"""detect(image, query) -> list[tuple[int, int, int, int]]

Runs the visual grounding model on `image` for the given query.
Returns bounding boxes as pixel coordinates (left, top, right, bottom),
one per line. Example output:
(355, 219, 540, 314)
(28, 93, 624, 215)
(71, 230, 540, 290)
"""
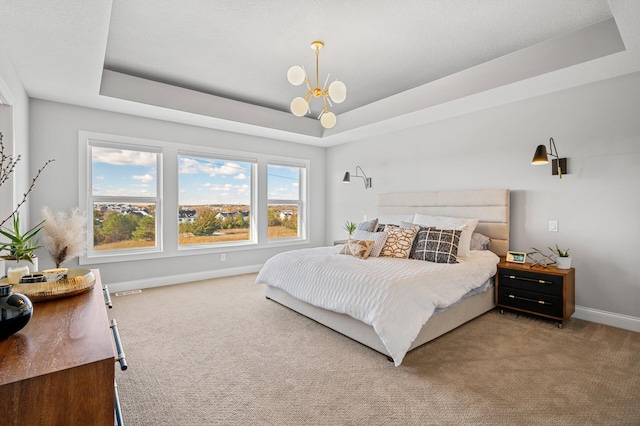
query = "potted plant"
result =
(0, 213, 44, 272)
(343, 221, 357, 239)
(549, 244, 571, 269)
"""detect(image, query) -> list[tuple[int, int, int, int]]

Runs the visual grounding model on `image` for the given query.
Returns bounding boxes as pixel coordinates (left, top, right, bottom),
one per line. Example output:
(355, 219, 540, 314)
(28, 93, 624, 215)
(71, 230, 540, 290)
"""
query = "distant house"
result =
(178, 209, 197, 223)
(279, 210, 293, 221)
(216, 210, 250, 222)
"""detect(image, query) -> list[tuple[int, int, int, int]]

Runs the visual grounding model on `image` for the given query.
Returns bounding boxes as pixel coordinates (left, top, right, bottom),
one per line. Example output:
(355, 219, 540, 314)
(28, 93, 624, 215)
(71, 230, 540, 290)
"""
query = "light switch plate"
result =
(549, 220, 558, 232)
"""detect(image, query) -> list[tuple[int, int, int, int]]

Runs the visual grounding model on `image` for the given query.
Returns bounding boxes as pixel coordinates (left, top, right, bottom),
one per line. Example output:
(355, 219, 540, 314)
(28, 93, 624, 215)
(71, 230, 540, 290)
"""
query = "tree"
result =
(191, 210, 221, 236)
(132, 216, 155, 241)
(101, 212, 139, 243)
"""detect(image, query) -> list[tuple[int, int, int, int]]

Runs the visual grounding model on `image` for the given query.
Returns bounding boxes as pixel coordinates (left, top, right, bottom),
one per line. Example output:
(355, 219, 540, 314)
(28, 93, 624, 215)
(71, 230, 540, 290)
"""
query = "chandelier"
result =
(287, 41, 347, 129)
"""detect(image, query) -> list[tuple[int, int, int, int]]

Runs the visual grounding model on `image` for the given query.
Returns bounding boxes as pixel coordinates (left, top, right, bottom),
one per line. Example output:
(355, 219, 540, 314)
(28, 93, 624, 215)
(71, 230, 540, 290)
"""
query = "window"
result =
(80, 131, 308, 264)
(267, 163, 305, 240)
(178, 154, 255, 246)
(89, 143, 161, 255)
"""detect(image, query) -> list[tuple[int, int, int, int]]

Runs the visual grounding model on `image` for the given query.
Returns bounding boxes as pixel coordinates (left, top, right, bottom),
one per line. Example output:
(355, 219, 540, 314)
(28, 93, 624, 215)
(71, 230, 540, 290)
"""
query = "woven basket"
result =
(4, 269, 96, 303)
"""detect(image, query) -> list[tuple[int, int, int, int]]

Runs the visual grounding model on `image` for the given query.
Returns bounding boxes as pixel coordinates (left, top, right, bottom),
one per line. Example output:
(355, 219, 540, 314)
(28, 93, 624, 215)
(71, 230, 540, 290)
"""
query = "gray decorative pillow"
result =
(356, 218, 378, 232)
(352, 229, 388, 257)
(413, 228, 461, 264)
(470, 232, 491, 250)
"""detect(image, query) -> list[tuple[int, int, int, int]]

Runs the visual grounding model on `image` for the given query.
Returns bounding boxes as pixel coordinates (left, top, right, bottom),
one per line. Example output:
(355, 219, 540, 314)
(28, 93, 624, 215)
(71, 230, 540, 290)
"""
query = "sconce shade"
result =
(532, 144, 549, 164)
(342, 172, 351, 183)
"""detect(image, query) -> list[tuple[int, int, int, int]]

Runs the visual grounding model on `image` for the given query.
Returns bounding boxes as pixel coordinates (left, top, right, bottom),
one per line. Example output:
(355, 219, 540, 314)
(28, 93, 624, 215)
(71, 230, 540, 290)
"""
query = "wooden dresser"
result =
(496, 259, 575, 328)
(0, 270, 115, 425)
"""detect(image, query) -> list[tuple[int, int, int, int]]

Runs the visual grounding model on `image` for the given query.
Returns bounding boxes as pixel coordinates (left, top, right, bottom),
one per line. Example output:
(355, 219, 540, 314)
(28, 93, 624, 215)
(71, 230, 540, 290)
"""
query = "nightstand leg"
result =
(558, 322, 563, 329)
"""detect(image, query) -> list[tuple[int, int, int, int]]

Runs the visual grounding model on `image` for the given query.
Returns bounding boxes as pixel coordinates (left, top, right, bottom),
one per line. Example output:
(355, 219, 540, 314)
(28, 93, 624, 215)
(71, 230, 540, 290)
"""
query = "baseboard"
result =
(574, 305, 640, 333)
(106, 264, 264, 294)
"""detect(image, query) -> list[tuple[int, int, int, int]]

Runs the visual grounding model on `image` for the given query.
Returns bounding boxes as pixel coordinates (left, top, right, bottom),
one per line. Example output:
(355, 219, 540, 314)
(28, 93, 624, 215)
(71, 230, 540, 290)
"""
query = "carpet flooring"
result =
(109, 273, 640, 425)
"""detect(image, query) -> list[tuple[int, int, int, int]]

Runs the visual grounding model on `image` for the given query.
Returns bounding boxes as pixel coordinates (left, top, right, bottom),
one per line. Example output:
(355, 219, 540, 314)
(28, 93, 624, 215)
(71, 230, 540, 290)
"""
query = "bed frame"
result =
(265, 189, 510, 361)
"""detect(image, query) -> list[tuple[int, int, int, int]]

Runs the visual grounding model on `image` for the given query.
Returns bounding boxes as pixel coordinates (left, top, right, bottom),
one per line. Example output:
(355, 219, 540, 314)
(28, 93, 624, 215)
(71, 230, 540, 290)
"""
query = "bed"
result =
(257, 189, 510, 365)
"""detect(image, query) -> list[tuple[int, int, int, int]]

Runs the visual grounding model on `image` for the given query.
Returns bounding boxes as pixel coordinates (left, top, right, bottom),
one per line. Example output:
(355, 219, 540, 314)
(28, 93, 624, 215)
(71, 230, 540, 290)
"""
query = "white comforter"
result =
(256, 246, 499, 366)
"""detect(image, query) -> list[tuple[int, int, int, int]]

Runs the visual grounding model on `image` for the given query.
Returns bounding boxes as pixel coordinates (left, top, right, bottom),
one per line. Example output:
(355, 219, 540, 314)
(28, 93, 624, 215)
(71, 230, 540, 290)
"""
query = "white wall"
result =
(28, 100, 326, 289)
(327, 71, 640, 327)
(0, 39, 31, 227)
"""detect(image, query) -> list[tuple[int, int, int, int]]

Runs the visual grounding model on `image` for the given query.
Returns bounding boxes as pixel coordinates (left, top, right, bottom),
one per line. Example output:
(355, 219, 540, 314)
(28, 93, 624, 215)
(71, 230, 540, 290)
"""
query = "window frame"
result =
(78, 131, 309, 265)
(177, 150, 258, 250)
(267, 161, 307, 242)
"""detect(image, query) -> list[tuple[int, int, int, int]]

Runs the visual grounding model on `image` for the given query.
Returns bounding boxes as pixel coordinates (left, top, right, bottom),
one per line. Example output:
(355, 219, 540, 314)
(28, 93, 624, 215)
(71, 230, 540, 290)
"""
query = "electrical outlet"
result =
(549, 220, 558, 232)
(363, 214, 368, 221)
(221, 253, 226, 261)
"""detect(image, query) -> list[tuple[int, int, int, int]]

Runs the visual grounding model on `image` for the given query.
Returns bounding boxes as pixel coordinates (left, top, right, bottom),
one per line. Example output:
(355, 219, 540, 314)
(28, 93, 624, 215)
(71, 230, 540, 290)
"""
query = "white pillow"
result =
(376, 214, 415, 227)
(352, 229, 389, 257)
(412, 213, 479, 258)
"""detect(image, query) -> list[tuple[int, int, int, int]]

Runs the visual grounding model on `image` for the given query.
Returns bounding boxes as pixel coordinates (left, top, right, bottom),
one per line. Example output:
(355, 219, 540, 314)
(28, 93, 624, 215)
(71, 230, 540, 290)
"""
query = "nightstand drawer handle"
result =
(506, 274, 552, 285)
(508, 294, 550, 305)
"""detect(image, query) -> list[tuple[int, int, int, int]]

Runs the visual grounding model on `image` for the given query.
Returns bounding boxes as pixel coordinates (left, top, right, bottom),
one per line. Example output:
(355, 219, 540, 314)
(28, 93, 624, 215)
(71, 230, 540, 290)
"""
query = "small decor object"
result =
(3, 269, 96, 303)
(343, 221, 357, 238)
(549, 244, 572, 269)
(6, 265, 30, 284)
(527, 247, 555, 268)
(0, 284, 33, 340)
(19, 274, 46, 284)
(41, 268, 69, 282)
(506, 251, 527, 264)
(41, 207, 87, 268)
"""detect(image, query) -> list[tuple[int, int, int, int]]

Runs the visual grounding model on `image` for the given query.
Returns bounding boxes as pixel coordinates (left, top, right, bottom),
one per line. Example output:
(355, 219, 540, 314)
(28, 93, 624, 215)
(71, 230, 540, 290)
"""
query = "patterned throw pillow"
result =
(413, 228, 461, 264)
(340, 239, 375, 259)
(352, 230, 388, 257)
(380, 226, 418, 259)
(356, 218, 378, 232)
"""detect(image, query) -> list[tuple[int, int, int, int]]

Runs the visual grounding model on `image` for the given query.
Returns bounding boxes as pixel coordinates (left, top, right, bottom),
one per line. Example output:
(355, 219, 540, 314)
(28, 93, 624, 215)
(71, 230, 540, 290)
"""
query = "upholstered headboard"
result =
(377, 189, 510, 257)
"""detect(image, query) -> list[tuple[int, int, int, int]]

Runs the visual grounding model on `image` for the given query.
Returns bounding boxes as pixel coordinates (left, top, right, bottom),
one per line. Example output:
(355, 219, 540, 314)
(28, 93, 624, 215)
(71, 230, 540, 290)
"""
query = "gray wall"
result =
(327, 71, 640, 325)
(28, 100, 326, 288)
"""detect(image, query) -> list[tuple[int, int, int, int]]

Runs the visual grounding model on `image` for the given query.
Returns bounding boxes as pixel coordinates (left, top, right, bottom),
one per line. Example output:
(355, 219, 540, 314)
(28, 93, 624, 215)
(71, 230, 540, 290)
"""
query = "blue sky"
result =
(92, 147, 299, 205)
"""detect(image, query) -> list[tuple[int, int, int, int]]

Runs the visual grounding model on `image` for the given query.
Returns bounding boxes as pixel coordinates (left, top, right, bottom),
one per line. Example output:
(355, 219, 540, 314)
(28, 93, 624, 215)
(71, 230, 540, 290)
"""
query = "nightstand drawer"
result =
(497, 269, 563, 297)
(497, 287, 564, 318)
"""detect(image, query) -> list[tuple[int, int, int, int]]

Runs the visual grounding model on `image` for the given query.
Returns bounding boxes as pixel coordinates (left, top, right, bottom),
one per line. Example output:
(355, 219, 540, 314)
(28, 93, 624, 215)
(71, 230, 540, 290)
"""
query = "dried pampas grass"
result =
(42, 207, 87, 268)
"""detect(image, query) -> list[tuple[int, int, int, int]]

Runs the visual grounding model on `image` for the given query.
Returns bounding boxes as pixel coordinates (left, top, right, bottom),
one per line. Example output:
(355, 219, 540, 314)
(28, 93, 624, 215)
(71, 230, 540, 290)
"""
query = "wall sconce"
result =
(342, 166, 372, 189)
(531, 137, 568, 179)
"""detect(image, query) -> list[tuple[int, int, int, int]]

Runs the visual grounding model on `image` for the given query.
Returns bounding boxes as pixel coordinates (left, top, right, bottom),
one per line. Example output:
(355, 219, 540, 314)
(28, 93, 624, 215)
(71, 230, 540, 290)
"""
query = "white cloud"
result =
(133, 174, 154, 183)
(93, 147, 156, 167)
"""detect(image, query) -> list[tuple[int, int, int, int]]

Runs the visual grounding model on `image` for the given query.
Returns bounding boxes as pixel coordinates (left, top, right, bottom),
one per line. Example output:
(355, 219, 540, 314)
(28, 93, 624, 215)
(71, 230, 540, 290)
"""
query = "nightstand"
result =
(333, 239, 348, 245)
(495, 259, 575, 328)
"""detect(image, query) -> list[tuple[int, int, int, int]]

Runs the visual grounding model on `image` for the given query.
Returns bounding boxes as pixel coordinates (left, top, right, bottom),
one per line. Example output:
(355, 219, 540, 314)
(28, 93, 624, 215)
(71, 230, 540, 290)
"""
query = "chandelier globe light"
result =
(287, 41, 347, 129)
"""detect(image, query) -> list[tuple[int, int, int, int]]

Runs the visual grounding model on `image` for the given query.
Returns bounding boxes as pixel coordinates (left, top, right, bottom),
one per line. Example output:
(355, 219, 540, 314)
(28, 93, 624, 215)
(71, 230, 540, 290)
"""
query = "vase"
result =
(0, 284, 33, 339)
(556, 257, 572, 269)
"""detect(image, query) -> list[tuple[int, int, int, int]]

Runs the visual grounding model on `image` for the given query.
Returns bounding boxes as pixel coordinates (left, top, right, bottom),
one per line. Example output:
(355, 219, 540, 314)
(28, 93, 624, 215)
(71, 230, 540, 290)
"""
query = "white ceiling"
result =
(0, 1, 639, 146)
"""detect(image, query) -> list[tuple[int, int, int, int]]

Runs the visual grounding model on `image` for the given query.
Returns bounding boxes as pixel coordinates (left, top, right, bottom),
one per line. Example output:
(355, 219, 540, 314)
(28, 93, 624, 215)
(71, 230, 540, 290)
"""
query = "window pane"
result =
(267, 203, 298, 239)
(93, 203, 156, 251)
(92, 147, 157, 197)
(267, 164, 300, 200)
(178, 155, 252, 245)
(268, 164, 301, 239)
